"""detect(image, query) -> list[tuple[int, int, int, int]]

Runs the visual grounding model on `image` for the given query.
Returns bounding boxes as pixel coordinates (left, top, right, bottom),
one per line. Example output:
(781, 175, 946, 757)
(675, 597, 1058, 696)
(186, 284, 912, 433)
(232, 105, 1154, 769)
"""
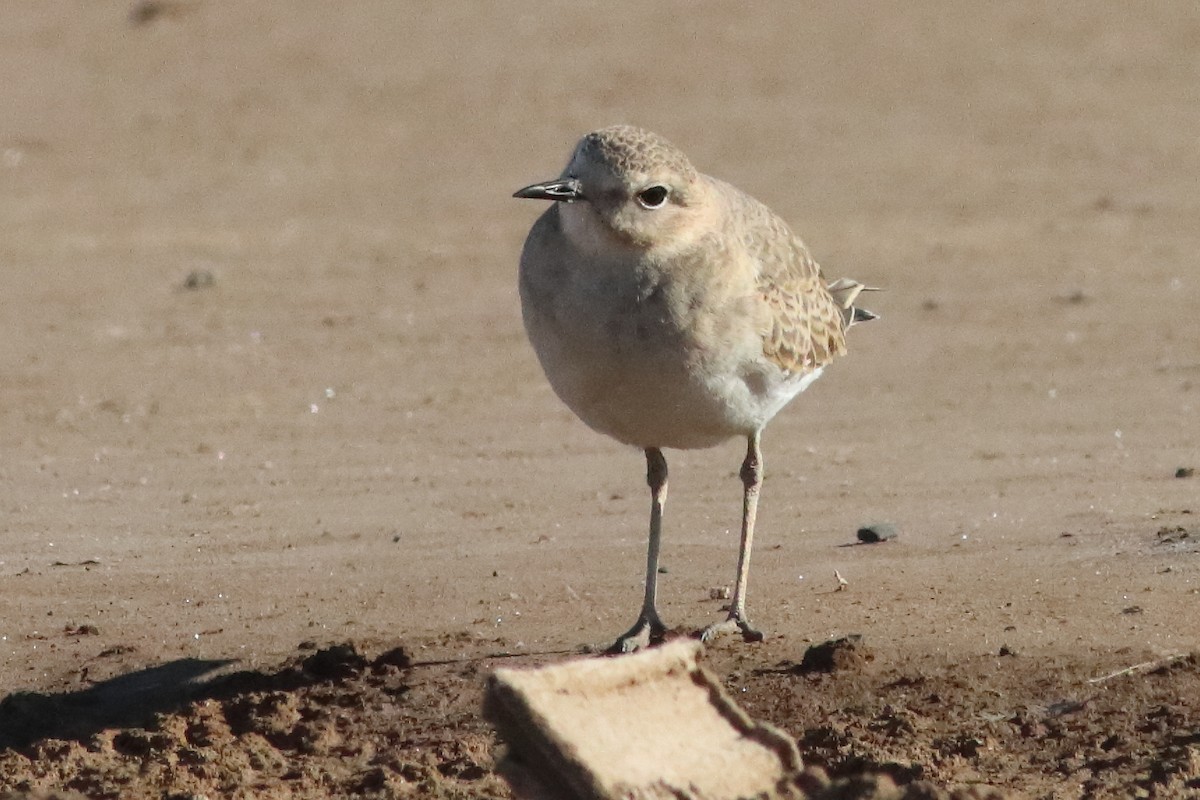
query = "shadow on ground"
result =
(0, 643, 407, 750)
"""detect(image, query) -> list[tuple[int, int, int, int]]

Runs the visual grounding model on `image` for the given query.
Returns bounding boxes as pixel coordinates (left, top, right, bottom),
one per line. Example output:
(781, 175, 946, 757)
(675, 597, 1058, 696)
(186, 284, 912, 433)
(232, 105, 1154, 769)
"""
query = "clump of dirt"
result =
(1156, 525, 1199, 553)
(791, 767, 1010, 799)
(793, 636, 874, 675)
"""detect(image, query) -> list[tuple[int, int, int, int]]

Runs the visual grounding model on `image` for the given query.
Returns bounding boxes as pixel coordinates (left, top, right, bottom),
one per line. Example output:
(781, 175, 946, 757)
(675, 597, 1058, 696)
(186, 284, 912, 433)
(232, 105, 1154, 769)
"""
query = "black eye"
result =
(636, 185, 670, 209)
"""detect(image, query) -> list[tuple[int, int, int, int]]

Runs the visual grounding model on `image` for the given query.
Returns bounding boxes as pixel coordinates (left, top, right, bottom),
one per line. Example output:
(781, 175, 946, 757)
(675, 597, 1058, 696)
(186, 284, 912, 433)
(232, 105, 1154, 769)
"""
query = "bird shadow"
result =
(0, 642, 411, 751)
(0, 657, 236, 750)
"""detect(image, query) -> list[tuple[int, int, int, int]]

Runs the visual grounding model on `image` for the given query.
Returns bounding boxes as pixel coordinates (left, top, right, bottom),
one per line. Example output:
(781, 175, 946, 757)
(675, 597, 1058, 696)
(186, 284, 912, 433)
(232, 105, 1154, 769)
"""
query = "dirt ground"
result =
(1, 2, 1198, 798)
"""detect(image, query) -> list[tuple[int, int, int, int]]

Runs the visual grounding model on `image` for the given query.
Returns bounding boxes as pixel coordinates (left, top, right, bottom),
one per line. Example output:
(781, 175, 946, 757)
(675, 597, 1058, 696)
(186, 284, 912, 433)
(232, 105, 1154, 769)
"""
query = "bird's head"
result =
(515, 125, 713, 253)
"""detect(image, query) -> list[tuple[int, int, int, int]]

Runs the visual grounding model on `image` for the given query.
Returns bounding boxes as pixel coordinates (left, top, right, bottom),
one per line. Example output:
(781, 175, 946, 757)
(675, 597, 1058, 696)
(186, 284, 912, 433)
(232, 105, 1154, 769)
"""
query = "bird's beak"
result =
(513, 178, 583, 202)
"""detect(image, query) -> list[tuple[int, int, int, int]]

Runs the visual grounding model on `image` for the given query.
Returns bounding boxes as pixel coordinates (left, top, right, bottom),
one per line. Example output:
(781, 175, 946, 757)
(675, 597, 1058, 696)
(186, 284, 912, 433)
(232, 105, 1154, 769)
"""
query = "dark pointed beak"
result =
(513, 178, 583, 202)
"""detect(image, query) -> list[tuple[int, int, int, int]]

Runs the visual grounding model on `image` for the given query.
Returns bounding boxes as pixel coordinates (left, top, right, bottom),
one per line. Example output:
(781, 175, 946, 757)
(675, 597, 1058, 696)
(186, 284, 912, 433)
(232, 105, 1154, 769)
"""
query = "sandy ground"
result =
(1, 2, 1198, 797)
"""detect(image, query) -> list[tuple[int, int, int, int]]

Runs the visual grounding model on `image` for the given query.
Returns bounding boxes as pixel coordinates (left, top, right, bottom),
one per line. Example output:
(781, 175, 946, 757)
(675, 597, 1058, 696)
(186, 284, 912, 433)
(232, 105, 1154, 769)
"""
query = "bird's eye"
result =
(636, 185, 670, 209)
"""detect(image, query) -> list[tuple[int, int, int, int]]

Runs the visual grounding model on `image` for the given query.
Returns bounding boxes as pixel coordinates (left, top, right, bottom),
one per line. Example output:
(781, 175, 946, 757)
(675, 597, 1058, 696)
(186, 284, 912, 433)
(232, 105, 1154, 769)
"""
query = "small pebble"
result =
(182, 270, 216, 290)
(857, 523, 897, 544)
(129, 1, 168, 25)
(708, 586, 731, 601)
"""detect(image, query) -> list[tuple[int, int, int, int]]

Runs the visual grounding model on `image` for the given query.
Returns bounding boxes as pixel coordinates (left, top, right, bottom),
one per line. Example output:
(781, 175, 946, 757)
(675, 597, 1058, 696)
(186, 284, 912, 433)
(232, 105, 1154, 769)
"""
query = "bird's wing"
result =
(756, 235, 850, 374)
(710, 179, 877, 375)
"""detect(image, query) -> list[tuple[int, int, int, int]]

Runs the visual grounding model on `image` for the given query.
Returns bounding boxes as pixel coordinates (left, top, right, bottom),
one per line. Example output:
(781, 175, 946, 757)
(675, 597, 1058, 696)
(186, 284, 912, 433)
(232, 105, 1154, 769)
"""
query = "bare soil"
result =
(1, 3, 1198, 798)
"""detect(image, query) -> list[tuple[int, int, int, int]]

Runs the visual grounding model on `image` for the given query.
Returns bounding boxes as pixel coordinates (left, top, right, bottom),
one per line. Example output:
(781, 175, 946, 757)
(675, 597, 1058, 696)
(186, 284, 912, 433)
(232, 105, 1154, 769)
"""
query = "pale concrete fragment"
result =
(483, 641, 802, 800)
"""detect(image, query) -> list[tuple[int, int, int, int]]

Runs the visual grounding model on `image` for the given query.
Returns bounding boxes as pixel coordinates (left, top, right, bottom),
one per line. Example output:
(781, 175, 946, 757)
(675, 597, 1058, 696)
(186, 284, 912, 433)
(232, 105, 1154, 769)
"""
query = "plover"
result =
(515, 125, 877, 652)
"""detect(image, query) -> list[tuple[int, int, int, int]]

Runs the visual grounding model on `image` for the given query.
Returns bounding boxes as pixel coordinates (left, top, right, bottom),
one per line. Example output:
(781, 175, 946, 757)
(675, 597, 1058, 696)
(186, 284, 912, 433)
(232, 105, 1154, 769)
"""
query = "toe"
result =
(740, 623, 765, 643)
(699, 619, 734, 643)
(608, 616, 665, 654)
(700, 615, 765, 645)
(615, 632, 648, 653)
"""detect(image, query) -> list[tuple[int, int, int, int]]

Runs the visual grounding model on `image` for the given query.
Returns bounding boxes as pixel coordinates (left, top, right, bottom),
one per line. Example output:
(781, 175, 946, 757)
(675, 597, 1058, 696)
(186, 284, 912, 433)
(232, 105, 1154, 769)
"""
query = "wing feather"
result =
(758, 240, 849, 374)
(707, 177, 878, 377)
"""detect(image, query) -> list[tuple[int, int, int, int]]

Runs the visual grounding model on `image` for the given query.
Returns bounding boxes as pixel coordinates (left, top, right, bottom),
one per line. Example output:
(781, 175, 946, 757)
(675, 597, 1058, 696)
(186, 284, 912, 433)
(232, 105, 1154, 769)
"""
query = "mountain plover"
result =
(515, 125, 877, 652)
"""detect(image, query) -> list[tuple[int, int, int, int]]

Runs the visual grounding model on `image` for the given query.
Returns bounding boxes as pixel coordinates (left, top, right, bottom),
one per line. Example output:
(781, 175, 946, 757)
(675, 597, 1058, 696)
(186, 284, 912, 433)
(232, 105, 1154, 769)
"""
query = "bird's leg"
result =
(610, 447, 670, 653)
(701, 432, 766, 643)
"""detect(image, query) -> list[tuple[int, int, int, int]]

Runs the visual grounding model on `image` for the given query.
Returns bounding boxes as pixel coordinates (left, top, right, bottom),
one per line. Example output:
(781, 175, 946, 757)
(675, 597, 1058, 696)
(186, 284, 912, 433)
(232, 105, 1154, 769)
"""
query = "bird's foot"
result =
(699, 613, 765, 644)
(607, 613, 668, 654)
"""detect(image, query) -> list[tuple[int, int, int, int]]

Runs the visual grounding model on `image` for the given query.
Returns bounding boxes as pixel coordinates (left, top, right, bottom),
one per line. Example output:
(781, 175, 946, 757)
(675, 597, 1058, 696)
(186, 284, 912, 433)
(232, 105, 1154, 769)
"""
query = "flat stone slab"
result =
(483, 640, 802, 800)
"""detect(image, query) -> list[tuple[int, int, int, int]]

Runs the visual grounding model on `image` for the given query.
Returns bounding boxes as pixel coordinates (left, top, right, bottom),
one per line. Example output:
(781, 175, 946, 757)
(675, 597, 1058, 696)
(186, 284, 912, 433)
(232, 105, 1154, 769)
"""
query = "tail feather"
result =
(827, 278, 881, 328)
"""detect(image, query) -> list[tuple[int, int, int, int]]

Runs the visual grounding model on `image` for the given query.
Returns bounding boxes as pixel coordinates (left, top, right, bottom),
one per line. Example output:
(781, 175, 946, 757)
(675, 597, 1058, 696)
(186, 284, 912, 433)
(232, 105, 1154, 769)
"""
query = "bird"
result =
(514, 125, 877, 653)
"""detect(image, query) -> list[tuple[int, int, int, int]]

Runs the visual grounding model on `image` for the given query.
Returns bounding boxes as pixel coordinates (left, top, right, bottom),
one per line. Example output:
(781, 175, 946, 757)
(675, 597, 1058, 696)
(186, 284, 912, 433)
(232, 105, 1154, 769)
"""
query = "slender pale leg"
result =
(701, 432, 766, 643)
(610, 447, 670, 653)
